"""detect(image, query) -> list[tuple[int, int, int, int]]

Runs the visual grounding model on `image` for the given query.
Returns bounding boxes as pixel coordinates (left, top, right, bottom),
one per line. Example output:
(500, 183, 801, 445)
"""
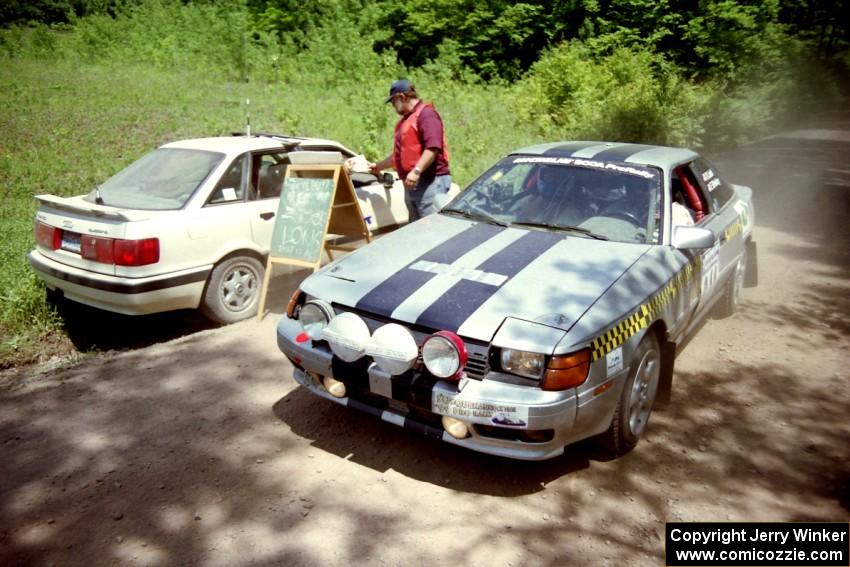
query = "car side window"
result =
(207, 154, 248, 205)
(250, 153, 290, 200)
(671, 164, 709, 223)
(687, 158, 735, 211)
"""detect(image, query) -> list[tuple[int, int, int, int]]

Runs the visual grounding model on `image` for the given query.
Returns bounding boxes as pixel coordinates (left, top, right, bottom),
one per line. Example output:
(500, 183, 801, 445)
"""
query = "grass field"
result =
(0, 57, 540, 368)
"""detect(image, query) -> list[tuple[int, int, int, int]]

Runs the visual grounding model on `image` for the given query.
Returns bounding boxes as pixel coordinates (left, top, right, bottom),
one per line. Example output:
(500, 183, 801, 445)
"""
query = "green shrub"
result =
(510, 42, 713, 147)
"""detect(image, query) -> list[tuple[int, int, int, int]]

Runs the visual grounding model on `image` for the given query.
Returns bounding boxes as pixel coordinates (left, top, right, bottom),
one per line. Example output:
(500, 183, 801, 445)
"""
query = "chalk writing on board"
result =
(269, 177, 335, 262)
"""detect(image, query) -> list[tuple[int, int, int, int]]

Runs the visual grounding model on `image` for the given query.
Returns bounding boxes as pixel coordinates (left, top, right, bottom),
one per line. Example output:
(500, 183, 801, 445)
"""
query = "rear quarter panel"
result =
(115, 205, 263, 278)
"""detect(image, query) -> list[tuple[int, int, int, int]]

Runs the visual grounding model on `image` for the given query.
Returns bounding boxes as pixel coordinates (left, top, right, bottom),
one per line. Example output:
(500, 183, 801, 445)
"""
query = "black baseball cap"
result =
(385, 79, 413, 103)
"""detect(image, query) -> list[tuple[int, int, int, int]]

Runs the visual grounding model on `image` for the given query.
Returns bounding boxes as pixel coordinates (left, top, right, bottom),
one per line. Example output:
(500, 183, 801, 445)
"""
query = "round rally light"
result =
(422, 331, 467, 379)
(371, 323, 418, 375)
(322, 312, 370, 362)
(299, 300, 334, 340)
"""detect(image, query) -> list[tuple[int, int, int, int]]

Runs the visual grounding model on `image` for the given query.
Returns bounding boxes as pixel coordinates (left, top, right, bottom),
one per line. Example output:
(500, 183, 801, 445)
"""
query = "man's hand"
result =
(404, 169, 420, 189)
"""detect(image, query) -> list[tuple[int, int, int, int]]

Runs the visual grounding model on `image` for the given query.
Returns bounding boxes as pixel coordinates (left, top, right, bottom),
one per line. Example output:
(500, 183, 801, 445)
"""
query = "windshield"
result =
(86, 148, 224, 210)
(444, 156, 662, 244)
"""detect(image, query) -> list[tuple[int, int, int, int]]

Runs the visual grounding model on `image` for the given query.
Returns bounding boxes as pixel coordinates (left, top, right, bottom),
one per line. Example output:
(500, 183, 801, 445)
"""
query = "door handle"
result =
(260, 212, 275, 220)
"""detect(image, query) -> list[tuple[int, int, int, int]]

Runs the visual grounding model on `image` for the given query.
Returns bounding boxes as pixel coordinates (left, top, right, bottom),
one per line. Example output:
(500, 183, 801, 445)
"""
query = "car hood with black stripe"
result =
(303, 214, 651, 344)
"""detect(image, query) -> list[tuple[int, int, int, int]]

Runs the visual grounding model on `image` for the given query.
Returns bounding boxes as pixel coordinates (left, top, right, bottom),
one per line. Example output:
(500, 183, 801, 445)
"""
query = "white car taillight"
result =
(112, 237, 159, 266)
(81, 235, 159, 266)
(35, 220, 159, 266)
(422, 331, 467, 379)
(34, 220, 60, 250)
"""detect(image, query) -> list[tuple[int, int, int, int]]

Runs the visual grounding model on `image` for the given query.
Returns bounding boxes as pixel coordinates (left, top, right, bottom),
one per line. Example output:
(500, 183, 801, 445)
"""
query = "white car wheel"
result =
(201, 256, 264, 324)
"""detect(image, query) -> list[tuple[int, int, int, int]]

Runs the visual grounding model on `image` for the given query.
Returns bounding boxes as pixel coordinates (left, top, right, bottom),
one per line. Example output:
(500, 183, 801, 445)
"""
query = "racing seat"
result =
(258, 163, 287, 198)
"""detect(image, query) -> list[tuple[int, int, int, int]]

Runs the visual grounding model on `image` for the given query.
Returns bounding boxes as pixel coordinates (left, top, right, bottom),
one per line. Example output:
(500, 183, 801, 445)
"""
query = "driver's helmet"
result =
(607, 177, 649, 220)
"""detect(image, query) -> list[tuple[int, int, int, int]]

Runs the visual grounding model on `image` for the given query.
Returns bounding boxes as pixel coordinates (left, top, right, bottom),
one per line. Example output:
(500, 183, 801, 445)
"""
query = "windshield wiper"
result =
(510, 221, 609, 240)
(441, 207, 508, 227)
(94, 186, 104, 205)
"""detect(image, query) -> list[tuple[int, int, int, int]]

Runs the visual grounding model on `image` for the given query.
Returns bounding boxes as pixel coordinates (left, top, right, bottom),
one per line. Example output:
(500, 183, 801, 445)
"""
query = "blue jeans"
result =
(405, 174, 452, 222)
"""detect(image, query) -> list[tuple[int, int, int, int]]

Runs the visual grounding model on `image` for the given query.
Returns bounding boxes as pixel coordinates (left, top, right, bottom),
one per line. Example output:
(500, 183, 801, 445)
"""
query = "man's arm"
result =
(369, 155, 393, 174)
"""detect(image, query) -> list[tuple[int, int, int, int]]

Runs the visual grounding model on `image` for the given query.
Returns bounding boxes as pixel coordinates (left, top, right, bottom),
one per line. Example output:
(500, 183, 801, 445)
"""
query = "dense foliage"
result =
(0, 0, 847, 366)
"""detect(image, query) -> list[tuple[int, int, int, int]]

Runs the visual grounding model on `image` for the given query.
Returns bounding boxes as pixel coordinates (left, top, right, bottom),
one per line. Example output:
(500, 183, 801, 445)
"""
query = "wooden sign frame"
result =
(257, 164, 371, 320)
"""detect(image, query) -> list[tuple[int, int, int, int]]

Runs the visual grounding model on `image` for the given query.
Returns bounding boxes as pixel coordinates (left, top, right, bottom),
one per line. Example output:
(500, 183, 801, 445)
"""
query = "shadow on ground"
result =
(48, 266, 314, 353)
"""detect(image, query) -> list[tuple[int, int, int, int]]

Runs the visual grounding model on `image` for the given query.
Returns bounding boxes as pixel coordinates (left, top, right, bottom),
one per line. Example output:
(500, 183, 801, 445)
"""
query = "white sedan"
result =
(28, 134, 413, 323)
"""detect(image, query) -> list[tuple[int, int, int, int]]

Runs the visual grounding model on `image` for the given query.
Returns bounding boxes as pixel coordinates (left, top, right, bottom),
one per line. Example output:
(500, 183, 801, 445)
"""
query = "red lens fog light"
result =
(422, 331, 467, 379)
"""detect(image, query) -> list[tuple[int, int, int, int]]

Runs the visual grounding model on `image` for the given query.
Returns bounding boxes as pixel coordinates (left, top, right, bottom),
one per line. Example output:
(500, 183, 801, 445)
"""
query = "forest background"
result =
(1, 0, 847, 368)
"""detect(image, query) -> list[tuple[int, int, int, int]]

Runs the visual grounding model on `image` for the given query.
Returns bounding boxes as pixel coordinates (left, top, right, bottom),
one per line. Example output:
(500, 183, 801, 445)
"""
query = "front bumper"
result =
(28, 249, 210, 316)
(277, 314, 596, 460)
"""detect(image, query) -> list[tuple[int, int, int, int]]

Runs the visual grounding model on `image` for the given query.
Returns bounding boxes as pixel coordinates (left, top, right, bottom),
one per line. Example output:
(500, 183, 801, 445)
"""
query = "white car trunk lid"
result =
(34, 195, 152, 276)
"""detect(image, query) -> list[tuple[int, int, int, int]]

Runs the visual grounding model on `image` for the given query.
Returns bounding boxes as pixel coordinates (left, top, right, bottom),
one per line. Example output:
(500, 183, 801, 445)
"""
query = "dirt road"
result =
(2, 123, 849, 566)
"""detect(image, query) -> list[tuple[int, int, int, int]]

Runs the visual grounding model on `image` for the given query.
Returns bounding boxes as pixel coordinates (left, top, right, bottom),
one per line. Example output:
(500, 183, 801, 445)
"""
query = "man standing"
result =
(369, 80, 452, 222)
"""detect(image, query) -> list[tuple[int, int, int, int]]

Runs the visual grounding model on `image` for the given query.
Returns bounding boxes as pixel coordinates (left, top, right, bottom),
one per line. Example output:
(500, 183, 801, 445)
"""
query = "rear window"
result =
(86, 148, 224, 210)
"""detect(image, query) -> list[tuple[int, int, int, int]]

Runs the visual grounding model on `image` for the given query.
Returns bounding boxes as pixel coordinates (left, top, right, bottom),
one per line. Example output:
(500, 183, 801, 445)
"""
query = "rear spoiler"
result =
(34, 194, 146, 222)
(230, 132, 307, 148)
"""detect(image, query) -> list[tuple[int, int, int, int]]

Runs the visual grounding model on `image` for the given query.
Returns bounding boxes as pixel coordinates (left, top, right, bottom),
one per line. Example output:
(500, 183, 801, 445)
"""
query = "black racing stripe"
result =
(588, 144, 652, 161)
(415, 230, 562, 332)
(541, 142, 600, 157)
(28, 252, 209, 294)
(355, 222, 503, 317)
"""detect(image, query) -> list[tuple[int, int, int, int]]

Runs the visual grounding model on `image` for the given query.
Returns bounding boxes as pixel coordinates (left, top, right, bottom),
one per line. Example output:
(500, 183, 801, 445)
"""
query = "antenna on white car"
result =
(245, 98, 251, 136)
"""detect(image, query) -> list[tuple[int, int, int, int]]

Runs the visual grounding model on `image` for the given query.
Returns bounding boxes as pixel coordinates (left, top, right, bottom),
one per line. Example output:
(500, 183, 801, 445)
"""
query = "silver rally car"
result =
(276, 141, 757, 460)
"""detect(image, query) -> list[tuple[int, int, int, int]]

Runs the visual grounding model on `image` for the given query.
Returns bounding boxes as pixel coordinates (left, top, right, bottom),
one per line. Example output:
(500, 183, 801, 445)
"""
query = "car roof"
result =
(510, 141, 699, 169)
(161, 135, 351, 155)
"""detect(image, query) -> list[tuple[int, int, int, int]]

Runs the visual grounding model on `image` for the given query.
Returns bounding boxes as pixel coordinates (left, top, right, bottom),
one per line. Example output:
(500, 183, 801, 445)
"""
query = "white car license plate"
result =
(60, 231, 82, 254)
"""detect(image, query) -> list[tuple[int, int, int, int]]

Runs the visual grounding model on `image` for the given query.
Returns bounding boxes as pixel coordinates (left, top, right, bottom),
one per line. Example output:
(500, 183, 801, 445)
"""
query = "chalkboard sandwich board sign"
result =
(257, 163, 371, 320)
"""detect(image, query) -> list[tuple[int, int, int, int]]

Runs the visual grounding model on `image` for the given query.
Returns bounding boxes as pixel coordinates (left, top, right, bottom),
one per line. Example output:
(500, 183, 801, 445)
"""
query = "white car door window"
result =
(207, 154, 249, 205)
(251, 153, 289, 200)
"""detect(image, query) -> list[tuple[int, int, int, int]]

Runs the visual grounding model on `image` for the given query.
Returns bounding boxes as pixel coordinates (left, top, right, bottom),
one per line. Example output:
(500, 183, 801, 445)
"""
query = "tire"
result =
(201, 255, 264, 324)
(602, 332, 661, 456)
(715, 252, 746, 319)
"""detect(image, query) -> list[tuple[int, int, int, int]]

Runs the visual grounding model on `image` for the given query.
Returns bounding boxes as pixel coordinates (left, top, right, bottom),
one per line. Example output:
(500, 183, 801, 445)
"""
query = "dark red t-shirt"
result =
(393, 102, 450, 180)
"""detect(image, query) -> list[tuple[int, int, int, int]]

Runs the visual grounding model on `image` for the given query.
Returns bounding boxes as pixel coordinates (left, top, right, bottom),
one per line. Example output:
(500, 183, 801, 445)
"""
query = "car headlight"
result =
(322, 312, 370, 362)
(500, 349, 545, 379)
(298, 300, 334, 340)
(370, 323, 418, 375)
(422, 331, 467, 379)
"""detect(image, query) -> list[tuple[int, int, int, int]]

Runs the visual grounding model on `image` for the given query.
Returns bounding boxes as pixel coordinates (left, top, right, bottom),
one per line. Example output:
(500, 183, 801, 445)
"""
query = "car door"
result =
(184, 153, 257, 264)
(246, 152, 290, 250)
(672, 159, 742, 321)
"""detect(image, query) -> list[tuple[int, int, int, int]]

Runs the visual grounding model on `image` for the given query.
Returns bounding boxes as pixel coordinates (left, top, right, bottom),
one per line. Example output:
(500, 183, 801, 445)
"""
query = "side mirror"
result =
(381, 172, 394, 189)
(671, 226, 715, 249)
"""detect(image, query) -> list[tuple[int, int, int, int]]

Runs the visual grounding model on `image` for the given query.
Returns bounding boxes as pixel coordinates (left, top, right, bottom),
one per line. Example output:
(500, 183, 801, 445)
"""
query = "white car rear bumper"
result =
(28, 250, 210, 316)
